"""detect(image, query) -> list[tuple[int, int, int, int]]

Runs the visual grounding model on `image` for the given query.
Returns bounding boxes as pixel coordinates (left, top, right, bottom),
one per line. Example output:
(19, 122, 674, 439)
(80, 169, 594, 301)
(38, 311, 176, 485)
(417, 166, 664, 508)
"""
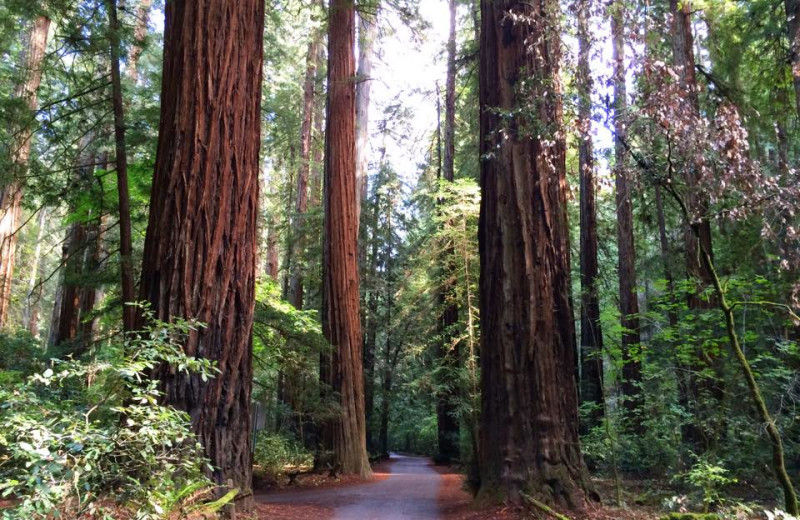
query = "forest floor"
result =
(252, 454, 669, 519)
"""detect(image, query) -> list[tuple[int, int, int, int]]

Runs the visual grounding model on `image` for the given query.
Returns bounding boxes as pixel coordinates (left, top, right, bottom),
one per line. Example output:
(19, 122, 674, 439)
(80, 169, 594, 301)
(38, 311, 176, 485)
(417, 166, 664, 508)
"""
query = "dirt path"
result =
(256, 454, 442, 519)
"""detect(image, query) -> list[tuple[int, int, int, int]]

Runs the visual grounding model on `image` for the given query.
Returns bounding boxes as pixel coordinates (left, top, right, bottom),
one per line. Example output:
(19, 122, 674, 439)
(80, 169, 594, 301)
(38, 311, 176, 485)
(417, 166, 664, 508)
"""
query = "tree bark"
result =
(108, 0, 136, 333)
(436, 0, 460, 464)
(136, 0, 264, 509)
(127, 0, 153, 82)
(321, 0, 371, 478)
(477, 0, 592, 507)
(0, 16, 50, 328)
(612, 0, 643, 431)
(576, 0, 604, 430)
(288, 27, 323, 310)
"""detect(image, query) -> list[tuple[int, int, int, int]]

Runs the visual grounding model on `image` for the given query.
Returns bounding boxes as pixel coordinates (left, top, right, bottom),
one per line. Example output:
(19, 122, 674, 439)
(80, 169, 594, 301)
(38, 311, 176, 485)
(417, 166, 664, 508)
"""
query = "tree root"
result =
(520, 492, 572, 520)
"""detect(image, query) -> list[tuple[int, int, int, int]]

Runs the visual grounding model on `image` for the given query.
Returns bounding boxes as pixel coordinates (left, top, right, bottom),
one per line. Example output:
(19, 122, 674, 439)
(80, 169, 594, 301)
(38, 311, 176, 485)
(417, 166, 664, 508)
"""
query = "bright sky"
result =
(368, 1, 452, 187)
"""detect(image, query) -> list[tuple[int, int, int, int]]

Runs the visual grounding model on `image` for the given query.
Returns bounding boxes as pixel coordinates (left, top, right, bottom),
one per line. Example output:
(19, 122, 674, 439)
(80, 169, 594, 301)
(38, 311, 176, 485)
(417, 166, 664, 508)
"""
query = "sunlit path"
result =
(257, 454, 442, 519)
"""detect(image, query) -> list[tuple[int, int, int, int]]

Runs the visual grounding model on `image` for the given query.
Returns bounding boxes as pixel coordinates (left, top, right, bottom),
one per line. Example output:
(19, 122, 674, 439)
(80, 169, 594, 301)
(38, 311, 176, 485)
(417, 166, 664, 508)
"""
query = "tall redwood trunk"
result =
(576, 0, 604, 429)
(321, 0, 371, 478)
(436, 0, 460, 464)
(108, 0, 135, 332)
(477, 0, 591, 507)
(355, 9, 376, 224)
(785, 0, 800, 117)
(136, 0, 264, 508)
(0, 16, 50, 328)
(288, 28, 322, 310)
(55, 140, 96, 352)
(612, 0, 643, 430)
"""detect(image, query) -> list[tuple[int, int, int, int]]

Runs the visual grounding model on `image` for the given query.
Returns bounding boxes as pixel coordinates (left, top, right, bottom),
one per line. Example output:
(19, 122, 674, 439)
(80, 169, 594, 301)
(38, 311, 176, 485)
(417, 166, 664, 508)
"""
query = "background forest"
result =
(0, 0, 798, 519)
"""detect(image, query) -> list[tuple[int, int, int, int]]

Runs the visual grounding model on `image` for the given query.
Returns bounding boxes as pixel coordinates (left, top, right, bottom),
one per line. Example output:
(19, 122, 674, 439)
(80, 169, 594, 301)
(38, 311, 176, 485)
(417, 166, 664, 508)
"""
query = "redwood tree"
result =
(612, 0, 643, 429)
(136, 0, 264, 509)
(477, 0, 591, 507)
(0, 15, 50, 328)
(321, 0, 371, 478)
(576, 0, 604, 428)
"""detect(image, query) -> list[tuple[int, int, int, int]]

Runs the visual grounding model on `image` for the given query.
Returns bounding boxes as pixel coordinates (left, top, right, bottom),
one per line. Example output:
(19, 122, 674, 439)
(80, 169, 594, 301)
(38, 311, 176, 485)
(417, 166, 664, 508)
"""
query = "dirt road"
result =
(257, 454, 442, 519)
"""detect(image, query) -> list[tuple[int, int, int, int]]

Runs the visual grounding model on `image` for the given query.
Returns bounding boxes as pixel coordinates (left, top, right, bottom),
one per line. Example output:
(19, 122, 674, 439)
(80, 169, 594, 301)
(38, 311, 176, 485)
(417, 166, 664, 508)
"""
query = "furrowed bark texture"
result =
(436, 0, 460, 464)
(0, 16, 50, 328)
(478, 0, 591, 507)
(576, 0, 604, 428)
(612, 0, 643, 430)
(322, 0, 371, 478)
(136, 0, 264, 509)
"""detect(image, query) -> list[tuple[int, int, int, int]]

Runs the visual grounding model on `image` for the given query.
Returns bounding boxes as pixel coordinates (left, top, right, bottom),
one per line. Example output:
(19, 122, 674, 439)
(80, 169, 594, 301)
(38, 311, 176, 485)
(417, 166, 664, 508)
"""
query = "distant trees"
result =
(0, 15, 50, 328)
(136, 0, 265, 510)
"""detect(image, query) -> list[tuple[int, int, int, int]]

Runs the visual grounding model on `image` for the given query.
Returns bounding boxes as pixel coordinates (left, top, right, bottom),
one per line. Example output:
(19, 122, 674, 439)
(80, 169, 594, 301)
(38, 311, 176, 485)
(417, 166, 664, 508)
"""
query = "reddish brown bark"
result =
(477, 0, 591, 507)
(576, 0, 604, 428)
(136, 0, 264, 509)
(0, 16, 50, 328)
(612, 0, 643, 430)
(321, 0, 371, 478)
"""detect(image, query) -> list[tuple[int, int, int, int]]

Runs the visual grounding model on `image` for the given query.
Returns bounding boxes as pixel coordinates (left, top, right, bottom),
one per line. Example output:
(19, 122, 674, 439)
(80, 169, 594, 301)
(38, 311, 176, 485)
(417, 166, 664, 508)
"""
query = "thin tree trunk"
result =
(321, 0, 371, 478)
(310, 43, 326, 210)
(0, 16, 50, 328)
(23, 208, 48, 336)
(612, 0, 643, 431)
(136, 0, 264, 508)
(436, 0, 460, 464)
(108, 0, 135, 333)
(577, 0, 604, 431)
(477, 0, 592, 507)
(363, 183, 381, 453)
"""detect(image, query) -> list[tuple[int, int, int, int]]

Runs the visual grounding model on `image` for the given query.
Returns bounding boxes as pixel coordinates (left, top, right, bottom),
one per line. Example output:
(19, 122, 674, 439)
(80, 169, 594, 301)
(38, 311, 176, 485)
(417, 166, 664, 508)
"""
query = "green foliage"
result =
(0, 316, 221, 519)
(253, 432, 314, 481)
(681, 458, 738, 513)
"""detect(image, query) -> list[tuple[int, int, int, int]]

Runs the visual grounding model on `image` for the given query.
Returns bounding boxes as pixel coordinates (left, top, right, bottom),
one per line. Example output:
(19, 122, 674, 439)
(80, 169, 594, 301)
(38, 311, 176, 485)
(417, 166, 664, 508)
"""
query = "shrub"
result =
(0, 316, 230, 519)
(253, 432, 313, 481)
